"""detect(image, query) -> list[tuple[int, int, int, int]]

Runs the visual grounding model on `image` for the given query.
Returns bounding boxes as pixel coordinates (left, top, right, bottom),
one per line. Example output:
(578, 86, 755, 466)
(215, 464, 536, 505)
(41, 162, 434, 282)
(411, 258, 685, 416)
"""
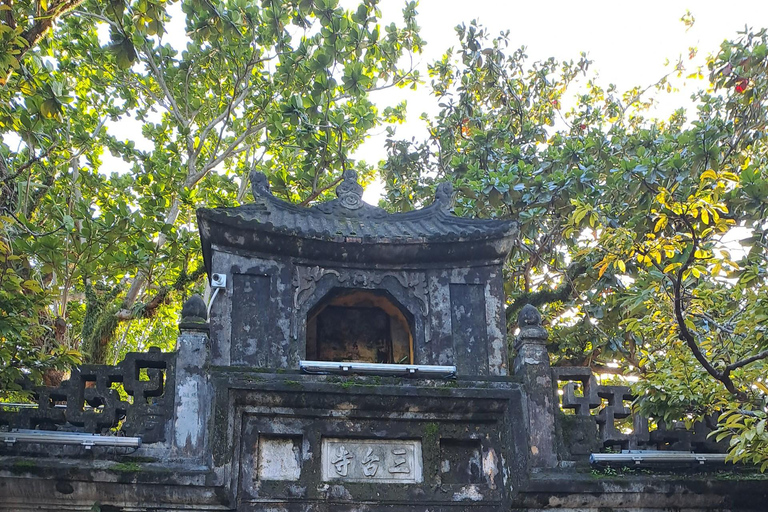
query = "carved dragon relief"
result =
(291, 265, 430, 340)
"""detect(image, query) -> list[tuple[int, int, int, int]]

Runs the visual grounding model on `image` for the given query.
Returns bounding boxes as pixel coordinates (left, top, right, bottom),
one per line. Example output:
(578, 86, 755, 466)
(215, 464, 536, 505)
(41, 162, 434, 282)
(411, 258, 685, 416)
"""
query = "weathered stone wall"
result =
(208, 246, 509, 375)
(216, 373, 525, 510)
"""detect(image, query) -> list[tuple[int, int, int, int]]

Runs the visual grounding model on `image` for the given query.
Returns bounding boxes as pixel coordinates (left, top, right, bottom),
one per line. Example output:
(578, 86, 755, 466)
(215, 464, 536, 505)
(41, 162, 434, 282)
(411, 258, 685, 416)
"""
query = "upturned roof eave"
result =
(197, 208, 517, 279)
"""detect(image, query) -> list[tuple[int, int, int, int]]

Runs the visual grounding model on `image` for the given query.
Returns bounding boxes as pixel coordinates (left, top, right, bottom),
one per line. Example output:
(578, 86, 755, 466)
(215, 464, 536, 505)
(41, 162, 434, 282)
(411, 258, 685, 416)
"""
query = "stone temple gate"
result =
(1, 171, 767, 511)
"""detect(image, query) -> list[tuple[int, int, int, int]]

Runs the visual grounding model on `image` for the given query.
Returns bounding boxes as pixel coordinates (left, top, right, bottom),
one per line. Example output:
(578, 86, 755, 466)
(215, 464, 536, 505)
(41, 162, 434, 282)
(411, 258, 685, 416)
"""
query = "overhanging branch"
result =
(673, 214, 746, 400)
(505, 261, 588, 324)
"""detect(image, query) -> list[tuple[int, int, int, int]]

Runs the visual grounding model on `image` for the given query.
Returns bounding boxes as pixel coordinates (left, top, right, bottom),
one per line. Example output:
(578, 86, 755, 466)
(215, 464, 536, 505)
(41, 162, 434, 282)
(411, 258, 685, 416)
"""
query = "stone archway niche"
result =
(306, 288, 414, 364)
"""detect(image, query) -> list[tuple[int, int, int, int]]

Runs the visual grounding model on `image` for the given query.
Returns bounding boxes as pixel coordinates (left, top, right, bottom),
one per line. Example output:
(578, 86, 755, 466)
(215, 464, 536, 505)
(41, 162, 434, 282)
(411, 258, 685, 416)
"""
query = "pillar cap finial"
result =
(516, 304, 548, 347)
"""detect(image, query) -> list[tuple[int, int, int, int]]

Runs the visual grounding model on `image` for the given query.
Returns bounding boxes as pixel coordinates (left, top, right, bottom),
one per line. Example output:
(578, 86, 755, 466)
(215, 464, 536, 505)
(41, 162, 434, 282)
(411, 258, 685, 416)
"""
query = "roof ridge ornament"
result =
(434, 181, 453, 210)
(335, 169, 365, 210)
(250, 170, 272, 198)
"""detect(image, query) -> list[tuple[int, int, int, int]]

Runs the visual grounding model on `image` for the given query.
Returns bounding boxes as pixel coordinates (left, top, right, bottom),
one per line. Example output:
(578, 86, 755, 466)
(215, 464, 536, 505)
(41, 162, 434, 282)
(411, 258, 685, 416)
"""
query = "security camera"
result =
(211, 273, 227, 289)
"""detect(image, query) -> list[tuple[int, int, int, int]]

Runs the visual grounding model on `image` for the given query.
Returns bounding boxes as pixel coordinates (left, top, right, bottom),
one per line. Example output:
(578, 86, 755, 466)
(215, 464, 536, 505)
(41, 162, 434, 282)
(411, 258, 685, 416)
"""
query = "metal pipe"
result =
(1, 429, 141, 449)
(299, 360, 457, 378)
(590, 451, 728, 466)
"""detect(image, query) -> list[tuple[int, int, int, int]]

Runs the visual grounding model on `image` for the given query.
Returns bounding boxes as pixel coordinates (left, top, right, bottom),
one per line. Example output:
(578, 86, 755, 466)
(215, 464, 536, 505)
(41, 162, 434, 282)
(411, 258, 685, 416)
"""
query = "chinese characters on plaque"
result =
(322, 439, 423, 483)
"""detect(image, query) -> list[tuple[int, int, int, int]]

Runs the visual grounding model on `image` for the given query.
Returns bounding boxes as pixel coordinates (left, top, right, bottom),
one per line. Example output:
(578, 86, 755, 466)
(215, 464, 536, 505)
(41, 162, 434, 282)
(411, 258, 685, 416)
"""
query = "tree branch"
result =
(505, 261, 588, 324)
(725, 350, 768, 373)
(187, 121, 265, 187)
(115, 266, 206, 321)
(193, 85, 253, 160)
(299, 174, 345, 206)
(142, 42, 186, 126)
(0, 143, 58, 184)
(691, 311, 741, 336)
(673, 214, 746, 400)
(1, 207, 68, 237)
(12, 1, 85, 69)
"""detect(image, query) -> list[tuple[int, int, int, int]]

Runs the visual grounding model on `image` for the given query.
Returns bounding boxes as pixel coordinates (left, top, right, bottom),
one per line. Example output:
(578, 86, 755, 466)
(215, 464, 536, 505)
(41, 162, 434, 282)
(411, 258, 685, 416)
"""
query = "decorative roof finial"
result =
(335, 169, 364, 210)
(434, 181, 453, 210)
(250, 170, 271, 200)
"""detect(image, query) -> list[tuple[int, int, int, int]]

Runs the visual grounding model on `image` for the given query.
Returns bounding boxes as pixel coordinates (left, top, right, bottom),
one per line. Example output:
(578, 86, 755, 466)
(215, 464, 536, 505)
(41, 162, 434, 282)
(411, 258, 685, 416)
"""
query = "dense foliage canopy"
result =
(382, 22, 768, 468)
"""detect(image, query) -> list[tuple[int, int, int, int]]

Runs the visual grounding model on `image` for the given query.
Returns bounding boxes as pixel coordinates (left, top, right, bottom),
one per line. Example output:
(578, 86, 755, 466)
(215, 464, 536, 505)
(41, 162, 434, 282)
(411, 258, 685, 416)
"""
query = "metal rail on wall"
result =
(299, 360, 457, 378)
(1, 429, 142, 449)
(590, 451, 728, 466)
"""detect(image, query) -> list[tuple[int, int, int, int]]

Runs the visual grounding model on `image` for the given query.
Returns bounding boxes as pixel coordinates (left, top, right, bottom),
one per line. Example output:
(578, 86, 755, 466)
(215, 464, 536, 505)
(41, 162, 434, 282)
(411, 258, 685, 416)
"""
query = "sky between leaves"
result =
(91, 0, 768, 202)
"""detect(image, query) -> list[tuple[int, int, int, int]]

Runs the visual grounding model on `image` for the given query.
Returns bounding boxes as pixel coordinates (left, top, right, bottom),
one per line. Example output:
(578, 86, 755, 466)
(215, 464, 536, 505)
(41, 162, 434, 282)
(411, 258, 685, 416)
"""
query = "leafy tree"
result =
(382, 22, 768, 466)
(0, 0, 89, 84)
(0, 0, 423, 394)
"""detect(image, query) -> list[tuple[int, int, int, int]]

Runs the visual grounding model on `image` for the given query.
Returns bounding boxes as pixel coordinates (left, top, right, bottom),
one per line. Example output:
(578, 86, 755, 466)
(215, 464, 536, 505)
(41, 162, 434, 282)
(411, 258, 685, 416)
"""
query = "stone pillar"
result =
(171, 294, 211, 461)
(513, 304, 557, 468)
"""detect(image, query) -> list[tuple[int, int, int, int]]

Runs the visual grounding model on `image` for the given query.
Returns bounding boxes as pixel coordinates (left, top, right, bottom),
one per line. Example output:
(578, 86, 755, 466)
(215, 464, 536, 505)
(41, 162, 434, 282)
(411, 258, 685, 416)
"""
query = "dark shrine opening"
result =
(306, 288, 414, 364)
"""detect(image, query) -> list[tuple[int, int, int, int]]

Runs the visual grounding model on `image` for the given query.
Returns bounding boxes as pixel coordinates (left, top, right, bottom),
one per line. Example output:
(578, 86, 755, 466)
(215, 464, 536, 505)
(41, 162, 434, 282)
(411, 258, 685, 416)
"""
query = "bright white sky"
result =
(90, 1, 768, 202)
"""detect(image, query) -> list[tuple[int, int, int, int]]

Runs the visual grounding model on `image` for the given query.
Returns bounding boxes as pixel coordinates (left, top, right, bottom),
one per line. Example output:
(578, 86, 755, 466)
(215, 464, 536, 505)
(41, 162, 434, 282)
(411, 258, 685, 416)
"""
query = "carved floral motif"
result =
(291, 265, 430, 341)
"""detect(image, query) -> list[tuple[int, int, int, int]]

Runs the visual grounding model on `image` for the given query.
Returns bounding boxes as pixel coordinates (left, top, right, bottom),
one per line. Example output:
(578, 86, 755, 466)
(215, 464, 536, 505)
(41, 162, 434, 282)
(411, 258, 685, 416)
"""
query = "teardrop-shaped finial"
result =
(181, 294, 207, 321)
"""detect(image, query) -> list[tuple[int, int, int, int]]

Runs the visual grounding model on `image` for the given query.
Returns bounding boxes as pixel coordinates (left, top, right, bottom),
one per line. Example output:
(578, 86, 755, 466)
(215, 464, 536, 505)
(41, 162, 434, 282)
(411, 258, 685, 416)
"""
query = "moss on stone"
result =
(111, 462, 142, 473)
(10, 459, 37, 474)
(423, 422, 439, 444)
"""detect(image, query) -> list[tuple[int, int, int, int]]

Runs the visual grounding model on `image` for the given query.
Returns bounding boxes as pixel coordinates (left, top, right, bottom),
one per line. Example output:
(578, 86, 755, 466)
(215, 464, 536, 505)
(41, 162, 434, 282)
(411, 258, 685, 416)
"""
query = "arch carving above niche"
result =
(291, 265, 430, 344)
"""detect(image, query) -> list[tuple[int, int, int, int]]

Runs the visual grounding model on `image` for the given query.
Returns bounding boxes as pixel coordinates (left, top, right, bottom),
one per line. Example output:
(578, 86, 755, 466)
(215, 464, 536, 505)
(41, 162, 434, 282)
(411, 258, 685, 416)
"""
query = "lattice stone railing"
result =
(0, 347, 175, 444)
(553, 367, 724, 453)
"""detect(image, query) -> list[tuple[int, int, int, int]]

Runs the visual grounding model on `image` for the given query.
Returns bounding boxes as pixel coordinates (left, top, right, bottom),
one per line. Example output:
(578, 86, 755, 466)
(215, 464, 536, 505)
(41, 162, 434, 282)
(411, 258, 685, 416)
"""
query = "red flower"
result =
(735, 78, 749, 93)
(460, 118, 471, 137)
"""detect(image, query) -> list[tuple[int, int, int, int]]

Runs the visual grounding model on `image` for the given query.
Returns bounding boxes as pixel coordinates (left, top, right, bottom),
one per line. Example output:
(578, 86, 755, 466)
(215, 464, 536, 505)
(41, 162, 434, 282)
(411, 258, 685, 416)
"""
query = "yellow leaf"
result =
(700, 169, 718, 181)
(22, 279, 42, 293)
(701, 209, 710, 225)
(755, 382, 768, 395)
(616, 260, 626, 272)
(573, 206, 588, 225)
(598, 262, 609, 278)
(654, 215, 667, 232)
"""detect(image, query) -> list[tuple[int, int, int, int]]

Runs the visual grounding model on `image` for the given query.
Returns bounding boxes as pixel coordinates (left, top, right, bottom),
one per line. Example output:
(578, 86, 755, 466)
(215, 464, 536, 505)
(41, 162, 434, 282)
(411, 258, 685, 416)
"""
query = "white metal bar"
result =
(299, 360, 456, 378)
(1, 429, 141, 449)
(590, 452, 728, 465)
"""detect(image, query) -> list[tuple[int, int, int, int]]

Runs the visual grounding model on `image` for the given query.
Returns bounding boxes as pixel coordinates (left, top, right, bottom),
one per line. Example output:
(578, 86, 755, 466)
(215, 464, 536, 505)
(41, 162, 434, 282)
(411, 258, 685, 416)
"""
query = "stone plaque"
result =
(258, 436, 301, 481)
(321, 438, 423, 483)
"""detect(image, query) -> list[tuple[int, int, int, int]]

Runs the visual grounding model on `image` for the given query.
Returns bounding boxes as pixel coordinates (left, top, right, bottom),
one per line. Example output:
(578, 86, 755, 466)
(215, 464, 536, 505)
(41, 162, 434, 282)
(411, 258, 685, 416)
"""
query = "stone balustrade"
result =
(0, 347, 175, 444)
(553, 366, 724, 453)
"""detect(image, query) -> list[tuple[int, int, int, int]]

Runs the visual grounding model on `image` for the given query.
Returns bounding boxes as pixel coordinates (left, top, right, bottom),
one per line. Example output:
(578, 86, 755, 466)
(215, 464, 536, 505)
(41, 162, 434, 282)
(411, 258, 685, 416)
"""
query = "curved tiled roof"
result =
(197, 170, 517, 267)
